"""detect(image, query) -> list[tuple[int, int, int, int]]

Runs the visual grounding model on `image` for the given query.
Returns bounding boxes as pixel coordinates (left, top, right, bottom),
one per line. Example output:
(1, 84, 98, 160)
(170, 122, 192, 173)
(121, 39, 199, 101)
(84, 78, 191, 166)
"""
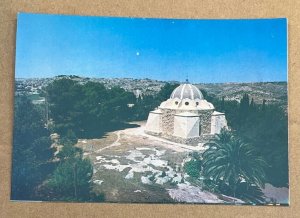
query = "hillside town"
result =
(15, 76, 287, 109)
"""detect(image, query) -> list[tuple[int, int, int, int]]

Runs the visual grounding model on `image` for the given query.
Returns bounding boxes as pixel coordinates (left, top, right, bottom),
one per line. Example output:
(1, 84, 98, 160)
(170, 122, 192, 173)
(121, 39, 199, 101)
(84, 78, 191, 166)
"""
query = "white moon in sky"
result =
(136, 52, 140, 56)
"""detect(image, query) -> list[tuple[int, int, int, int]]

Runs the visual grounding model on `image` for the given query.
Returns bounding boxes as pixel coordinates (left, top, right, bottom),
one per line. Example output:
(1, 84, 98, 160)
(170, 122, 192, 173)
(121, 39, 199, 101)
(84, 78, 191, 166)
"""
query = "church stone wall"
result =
(161, 109, 176, 136)
(145, 112, 162, 134)
(196, 110, 213, 134)
(173, 115, 200, 138)
(211, 113, 228, 134)
(151, 107, 215, 145)
(160, 108, 213, 136)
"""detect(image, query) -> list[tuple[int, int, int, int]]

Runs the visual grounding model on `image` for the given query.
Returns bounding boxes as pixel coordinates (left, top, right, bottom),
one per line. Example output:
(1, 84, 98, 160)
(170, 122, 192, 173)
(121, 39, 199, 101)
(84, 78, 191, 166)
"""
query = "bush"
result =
(59, 129, 78, 145)
(184, 159, 202, 178)
(47, 157, 93, 201)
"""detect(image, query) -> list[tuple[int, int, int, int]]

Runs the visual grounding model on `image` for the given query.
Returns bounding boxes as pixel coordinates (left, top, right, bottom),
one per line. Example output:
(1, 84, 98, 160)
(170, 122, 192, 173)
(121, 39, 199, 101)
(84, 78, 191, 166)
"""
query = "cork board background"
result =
(0, 0, 299, 217)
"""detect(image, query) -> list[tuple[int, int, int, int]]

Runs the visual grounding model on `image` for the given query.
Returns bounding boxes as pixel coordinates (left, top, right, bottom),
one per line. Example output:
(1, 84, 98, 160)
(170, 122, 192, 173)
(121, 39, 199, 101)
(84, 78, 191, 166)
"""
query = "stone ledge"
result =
(145, 130, 215, 146)
(144, 130, 162, 136)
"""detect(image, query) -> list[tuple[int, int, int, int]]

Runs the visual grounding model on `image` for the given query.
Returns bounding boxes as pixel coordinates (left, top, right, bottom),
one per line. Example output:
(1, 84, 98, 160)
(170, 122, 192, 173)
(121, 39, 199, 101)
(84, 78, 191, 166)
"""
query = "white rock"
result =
(141, 176, 152, 184)
(125, 170, 134, 179)
(155, 176, 170, 185)
(93, 180, 103, 185)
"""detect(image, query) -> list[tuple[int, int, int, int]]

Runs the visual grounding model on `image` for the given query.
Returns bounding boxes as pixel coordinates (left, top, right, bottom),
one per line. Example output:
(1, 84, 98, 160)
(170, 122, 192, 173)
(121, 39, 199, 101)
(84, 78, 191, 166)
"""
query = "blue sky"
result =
(15, 13, 287, 83)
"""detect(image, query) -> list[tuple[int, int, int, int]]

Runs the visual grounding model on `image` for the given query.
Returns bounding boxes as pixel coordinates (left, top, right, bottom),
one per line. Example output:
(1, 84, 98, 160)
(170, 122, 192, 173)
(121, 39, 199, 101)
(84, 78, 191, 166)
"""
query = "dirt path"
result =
(96, 131, 121, 153)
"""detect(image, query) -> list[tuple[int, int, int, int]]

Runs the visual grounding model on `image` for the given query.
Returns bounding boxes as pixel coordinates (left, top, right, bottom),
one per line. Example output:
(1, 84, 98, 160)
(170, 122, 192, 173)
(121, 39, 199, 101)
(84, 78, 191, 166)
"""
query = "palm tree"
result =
(202, 130, 267, 201)
(205, 128, 233, 146)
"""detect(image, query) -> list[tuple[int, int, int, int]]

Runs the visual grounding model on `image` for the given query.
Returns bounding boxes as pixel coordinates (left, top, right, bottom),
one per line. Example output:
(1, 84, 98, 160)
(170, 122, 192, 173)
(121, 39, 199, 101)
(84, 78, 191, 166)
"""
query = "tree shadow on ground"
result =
(79, 122, 141, 139)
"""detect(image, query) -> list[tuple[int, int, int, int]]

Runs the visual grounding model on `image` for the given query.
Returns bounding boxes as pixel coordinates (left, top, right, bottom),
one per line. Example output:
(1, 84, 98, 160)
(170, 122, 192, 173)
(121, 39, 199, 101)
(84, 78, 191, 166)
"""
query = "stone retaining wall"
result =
(163, 134, 215, 145)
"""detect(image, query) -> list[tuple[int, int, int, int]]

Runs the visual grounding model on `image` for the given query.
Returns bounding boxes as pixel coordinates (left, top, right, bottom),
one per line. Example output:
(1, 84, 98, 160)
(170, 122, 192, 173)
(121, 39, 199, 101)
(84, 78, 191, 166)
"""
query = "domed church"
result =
(145, 80, 228, 145)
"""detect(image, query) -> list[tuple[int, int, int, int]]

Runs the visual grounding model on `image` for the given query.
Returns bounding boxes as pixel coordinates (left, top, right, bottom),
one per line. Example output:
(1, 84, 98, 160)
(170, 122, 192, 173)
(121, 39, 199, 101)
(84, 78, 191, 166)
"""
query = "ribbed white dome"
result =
(170, 83, 204, 100)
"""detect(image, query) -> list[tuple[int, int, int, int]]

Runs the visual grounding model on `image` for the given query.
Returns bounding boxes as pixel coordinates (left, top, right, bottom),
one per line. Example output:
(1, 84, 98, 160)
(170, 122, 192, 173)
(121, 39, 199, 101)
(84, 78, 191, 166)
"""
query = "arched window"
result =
(185, 102, 189, 106)
(196, 102, 199, 106)
(175, 101, 178, 105)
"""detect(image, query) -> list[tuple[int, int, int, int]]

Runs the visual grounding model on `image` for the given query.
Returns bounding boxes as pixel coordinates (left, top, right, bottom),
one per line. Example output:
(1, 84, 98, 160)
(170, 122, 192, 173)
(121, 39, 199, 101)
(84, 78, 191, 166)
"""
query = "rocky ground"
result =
(76, 121, 288, 204)
(76, 121, 234, 203)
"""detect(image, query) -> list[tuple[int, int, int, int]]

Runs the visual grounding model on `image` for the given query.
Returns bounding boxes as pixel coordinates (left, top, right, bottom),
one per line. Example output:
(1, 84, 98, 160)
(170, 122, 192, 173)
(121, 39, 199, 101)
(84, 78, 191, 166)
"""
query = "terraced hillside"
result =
(197, 82, 287, 106)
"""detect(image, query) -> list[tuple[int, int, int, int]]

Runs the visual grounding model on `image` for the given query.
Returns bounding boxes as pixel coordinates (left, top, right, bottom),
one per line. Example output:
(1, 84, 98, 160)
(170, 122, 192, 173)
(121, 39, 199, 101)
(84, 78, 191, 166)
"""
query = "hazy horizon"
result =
(15, 75, 287, 85)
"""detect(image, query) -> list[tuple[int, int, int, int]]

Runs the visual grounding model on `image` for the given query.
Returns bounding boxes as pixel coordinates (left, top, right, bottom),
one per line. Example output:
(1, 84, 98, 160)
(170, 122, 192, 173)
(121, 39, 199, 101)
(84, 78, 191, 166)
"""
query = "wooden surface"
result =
(0, 0, 299, 217)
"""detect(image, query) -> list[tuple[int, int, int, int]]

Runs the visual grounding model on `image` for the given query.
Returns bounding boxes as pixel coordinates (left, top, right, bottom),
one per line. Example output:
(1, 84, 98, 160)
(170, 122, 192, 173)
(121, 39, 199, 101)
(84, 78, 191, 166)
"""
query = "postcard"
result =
(12, 13, 288, 205)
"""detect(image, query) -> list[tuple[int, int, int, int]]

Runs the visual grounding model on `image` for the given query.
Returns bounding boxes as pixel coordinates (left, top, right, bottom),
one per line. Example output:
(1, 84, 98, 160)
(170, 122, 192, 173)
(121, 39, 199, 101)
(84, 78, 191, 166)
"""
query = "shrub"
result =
(184, 159, 202, 178)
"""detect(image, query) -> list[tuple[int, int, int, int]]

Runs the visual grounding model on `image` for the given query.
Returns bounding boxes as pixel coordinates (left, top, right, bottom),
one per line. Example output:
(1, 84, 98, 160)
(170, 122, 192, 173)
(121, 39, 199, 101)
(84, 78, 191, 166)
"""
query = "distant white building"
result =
(145, 81, 228, 145)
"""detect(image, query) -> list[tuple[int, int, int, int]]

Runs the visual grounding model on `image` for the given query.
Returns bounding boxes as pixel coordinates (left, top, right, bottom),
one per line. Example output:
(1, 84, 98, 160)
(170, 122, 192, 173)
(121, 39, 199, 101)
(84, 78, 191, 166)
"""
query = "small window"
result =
(185, 102, 189, 106)
(175, 101, 178, 105)
(196, 102, 199, 106)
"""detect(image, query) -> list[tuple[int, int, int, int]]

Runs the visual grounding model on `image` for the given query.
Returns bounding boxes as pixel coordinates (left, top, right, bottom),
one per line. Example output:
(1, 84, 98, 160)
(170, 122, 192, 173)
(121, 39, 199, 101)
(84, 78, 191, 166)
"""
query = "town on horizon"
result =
(15, 75, 288, 84)
(15, 74, 287, 109)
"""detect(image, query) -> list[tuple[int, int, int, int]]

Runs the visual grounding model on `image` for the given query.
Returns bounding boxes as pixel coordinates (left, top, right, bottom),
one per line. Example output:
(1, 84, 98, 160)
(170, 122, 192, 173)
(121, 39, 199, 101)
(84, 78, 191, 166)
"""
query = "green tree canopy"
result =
(46, 79, 137, 138)
(12, 96, 54, 200)
(206, 90, 288, 187)
(47, 158, 93, 201)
